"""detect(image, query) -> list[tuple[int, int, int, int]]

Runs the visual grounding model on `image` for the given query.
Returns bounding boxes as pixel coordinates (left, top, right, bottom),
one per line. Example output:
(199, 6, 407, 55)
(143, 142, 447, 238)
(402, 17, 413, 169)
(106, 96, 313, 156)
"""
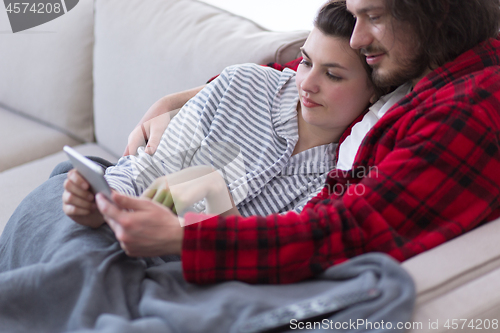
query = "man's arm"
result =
(124, 85, 206, 156)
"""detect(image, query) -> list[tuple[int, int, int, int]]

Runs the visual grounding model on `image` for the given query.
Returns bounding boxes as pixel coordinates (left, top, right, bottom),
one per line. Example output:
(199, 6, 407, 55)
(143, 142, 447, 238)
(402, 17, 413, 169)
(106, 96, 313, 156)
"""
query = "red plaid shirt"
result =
(182, 38, 500, 284)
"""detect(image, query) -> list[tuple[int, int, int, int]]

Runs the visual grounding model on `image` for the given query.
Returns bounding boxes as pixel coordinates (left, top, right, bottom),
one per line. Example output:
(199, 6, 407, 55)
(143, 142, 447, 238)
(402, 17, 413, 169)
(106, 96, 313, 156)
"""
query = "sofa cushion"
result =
(0, 143, 118, 236)
(403, 218, 500, 331)
(93, 0, 309, 156)
(0, 0, 94, 142)
(0, 107, 80, 172)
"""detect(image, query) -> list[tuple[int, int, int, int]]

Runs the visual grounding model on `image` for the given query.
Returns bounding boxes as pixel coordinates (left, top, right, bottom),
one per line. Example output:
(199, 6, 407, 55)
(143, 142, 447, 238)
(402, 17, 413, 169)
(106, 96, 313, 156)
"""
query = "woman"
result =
(63, 1, 376, 227)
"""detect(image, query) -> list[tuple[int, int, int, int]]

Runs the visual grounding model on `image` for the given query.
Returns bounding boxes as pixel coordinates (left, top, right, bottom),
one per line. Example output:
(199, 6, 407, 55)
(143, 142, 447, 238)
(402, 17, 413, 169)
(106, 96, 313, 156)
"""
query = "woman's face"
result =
(296, 28, 375, 137)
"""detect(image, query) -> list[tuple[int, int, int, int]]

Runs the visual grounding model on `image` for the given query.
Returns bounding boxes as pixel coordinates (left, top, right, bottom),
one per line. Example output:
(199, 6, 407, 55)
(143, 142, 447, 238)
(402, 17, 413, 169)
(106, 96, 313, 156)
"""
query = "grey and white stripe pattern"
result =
(105, 63, 337, 216)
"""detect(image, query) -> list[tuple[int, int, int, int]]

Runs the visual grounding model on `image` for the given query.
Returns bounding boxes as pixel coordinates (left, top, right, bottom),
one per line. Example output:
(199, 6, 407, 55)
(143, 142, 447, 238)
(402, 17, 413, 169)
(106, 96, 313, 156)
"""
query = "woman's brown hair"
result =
(314, 1, 385, 98)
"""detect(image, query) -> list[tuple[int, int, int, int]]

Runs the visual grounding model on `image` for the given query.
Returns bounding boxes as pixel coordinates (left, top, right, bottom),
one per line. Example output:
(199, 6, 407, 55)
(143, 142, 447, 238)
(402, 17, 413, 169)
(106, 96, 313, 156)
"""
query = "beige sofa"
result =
(1, 0, 499, 331)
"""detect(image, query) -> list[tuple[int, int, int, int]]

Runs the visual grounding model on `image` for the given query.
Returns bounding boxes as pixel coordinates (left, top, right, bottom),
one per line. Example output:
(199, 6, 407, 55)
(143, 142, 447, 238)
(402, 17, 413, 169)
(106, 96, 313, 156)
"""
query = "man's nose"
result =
(350, 20, 372, 50)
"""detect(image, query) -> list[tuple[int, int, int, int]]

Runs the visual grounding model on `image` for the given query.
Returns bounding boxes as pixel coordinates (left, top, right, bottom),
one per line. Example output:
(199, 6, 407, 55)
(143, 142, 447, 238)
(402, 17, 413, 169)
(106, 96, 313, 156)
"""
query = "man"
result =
(94, 0, 500, 285)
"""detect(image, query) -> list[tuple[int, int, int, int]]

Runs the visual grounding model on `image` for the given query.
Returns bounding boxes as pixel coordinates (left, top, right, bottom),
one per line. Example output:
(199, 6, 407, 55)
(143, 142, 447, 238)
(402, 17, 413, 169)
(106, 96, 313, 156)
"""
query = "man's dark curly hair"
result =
(387, 0, 500, 67)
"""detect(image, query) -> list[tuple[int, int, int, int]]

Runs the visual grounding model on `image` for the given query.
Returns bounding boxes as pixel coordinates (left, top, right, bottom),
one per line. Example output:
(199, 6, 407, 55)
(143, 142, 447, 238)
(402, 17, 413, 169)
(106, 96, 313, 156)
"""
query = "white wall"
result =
(197, 0, 326, 32)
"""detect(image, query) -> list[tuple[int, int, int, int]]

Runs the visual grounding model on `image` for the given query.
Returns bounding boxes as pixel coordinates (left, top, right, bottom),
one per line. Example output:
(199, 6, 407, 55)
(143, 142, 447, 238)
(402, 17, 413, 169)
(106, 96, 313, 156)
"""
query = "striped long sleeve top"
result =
(104, 63, 337, 216)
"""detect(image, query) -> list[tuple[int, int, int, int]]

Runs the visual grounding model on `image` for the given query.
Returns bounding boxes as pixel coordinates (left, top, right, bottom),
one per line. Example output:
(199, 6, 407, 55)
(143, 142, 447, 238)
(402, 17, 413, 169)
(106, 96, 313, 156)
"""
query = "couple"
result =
(1, 0, 499, 330)
(60, 0, 500, 284)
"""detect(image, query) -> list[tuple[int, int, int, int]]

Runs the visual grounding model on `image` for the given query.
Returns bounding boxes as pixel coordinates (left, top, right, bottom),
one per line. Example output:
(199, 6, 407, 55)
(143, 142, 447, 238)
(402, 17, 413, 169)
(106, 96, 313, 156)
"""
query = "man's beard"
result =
(363, 46, 428, 88)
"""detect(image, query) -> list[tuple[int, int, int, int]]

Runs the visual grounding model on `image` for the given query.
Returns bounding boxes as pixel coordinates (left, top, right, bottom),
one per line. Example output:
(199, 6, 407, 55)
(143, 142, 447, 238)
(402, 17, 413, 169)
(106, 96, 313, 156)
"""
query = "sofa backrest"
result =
(0, 0, 94, 142)
(93, 0, 309, 156)
(0, 0, 308, 157)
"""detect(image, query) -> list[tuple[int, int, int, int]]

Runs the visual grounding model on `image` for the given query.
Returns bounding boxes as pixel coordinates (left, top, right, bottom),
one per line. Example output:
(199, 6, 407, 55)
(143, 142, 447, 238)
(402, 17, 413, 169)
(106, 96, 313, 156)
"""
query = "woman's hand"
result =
(141, 166, 240, 217)
(96, 192, 184, 257)
(123, 85, 206, 156)
(62, 169, 105, 228)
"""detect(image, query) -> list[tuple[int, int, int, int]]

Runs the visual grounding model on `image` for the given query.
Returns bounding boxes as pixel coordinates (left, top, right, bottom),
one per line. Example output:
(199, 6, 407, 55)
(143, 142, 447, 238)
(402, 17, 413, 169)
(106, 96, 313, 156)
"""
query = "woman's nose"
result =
(300, 71, 319, 94)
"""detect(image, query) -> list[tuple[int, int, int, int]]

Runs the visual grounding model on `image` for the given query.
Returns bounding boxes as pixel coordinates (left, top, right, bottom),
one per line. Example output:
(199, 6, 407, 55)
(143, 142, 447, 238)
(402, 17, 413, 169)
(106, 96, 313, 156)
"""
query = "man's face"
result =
(346, 0, 428, 87)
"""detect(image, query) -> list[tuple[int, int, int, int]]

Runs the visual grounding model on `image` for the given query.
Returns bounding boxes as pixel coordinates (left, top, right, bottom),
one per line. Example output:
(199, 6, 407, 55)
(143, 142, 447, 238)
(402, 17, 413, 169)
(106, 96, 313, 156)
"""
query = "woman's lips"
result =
(365, 53, 385, 65)
(302, 96, 322, 108)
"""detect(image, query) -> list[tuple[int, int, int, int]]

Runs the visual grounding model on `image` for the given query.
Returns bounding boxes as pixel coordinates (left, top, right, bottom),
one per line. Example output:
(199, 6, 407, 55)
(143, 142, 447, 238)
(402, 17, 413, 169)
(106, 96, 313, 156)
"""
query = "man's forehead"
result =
(346, 0, 387, 14)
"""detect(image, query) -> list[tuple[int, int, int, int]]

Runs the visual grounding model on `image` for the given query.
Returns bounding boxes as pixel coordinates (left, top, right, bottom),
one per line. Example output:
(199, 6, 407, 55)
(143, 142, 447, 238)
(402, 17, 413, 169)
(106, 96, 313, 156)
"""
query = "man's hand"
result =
(123, 85, 206, 156)
(62, 169, 106, 228)
(95, 192, 184, 257)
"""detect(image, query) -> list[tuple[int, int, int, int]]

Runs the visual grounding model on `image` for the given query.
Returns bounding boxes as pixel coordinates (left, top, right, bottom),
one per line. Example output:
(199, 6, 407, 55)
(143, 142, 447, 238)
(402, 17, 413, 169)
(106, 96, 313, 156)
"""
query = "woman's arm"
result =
(105, 83, 218, 198)
(123, 58, 303, 157)
(124, 85, 206, 156)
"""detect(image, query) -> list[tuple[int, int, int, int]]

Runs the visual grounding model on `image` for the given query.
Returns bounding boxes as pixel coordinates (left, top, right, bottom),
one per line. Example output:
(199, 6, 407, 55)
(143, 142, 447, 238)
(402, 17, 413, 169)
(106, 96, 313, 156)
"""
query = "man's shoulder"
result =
(434, 38, 500, 102)
(433, 65, 500, 107)
(413, 37, 500, 112)
(378, 64, 500, 133)
(398, 65, 500, 138)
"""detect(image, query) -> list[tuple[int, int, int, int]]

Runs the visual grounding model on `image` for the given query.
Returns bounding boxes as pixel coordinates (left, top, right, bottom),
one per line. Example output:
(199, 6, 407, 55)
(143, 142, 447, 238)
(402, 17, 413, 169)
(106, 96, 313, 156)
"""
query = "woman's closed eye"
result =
(326, 72, 342, 81)
(299, 59, 312, 67)
(300, 60, 342, 81)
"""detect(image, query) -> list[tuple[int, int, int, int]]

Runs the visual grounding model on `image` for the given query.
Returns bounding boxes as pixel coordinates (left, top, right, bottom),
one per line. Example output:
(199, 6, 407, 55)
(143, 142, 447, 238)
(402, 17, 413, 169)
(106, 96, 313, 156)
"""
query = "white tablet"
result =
(63, 146, 113, 201)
